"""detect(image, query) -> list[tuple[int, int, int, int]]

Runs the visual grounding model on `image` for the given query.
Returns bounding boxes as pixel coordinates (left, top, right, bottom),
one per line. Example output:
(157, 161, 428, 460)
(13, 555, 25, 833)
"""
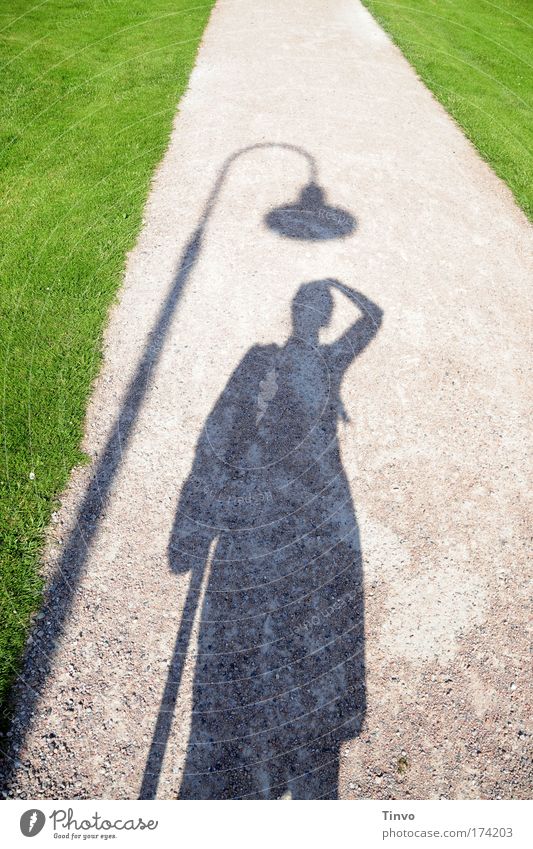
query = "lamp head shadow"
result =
(265, 182, 355, 241)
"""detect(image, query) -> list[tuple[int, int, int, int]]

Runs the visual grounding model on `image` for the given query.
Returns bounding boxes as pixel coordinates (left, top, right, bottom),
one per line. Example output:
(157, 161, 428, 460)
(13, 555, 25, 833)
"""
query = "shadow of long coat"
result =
(168, 280, 382, 799)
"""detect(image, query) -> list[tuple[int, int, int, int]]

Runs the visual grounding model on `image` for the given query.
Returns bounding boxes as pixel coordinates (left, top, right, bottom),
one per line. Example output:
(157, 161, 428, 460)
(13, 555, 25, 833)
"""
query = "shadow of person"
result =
(141, 280, 382, 800)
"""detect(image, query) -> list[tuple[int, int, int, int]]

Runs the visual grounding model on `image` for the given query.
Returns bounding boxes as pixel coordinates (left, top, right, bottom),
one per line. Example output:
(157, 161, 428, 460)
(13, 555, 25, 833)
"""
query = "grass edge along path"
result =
(361, 0, 533, 220)
(0, 0, 215, 726)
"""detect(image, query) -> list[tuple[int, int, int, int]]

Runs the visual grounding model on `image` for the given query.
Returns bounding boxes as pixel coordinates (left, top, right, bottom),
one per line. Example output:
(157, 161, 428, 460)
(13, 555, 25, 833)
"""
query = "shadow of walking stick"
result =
(138, 565, 205, 799)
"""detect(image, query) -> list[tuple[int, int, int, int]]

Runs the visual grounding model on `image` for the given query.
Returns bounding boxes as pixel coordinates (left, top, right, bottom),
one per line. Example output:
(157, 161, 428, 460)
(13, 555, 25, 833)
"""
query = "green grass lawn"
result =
(361, 0, 533, 219)
(0, 0, 214, 722)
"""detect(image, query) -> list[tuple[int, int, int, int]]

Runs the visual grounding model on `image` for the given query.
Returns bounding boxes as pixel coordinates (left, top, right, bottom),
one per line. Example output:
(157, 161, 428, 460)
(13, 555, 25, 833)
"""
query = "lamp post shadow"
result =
(1, 144, 379, 803)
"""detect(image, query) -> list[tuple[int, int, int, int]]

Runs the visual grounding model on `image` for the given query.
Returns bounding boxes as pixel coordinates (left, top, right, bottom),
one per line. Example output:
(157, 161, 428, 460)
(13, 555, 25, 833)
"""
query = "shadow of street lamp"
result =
(195, 141, 355, 243)
(0, 130, 357, 797)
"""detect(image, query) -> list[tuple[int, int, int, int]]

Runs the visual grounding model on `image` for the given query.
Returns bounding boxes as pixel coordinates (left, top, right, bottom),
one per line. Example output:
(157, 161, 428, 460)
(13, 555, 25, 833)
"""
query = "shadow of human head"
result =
(291, 278, 337, 341)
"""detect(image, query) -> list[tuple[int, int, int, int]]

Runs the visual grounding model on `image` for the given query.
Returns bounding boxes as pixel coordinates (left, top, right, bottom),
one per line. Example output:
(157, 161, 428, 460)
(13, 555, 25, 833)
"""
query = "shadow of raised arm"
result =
(326, 280, 383, 369)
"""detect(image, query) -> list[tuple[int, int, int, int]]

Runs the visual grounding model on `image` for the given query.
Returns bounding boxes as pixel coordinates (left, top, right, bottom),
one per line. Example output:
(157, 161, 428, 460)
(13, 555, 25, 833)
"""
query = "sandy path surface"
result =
(2, 0, 531, 799)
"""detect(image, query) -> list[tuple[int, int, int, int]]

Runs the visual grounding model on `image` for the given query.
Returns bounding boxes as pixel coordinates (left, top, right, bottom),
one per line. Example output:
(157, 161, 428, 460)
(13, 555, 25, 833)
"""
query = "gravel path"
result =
(2, 0, 531, 799)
